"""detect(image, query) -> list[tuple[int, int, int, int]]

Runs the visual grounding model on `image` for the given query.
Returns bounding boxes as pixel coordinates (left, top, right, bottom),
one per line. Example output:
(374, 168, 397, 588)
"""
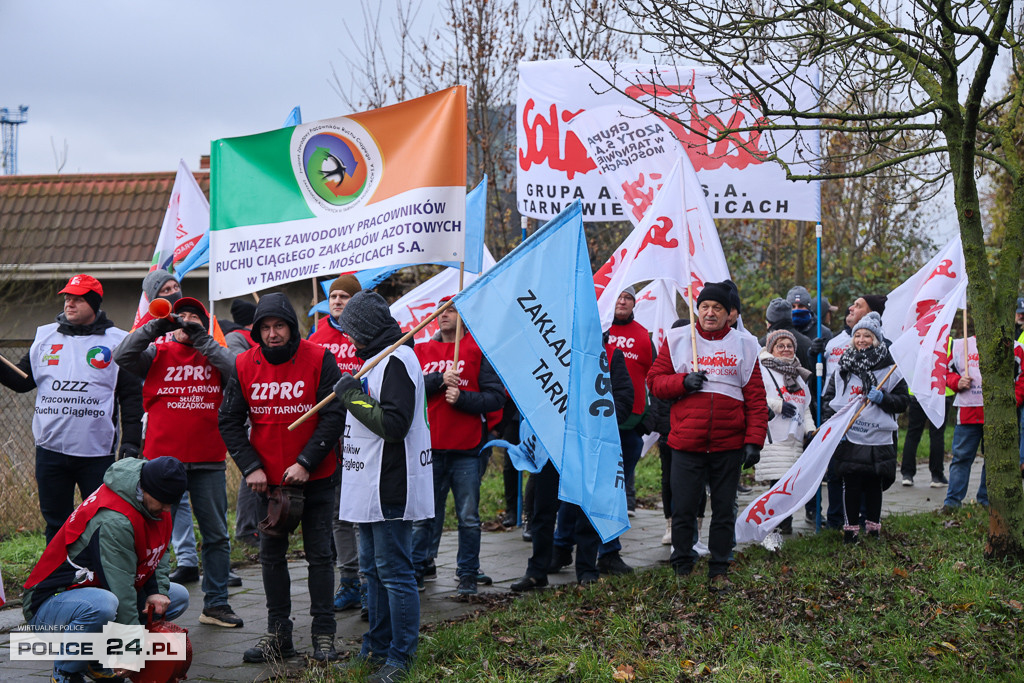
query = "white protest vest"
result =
(29, 322, 128, 457)
(761, 364, 811, 444)
(339, 345, 433, 523)
(666, 325, 759, 400)
(828, 364, 902, 446)
(950, 337, 983, 408)
(824, 330, 850, 380)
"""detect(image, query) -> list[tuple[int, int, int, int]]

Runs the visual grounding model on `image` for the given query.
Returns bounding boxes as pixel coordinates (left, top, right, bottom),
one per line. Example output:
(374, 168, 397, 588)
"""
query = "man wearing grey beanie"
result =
(333, 290, 433, 681)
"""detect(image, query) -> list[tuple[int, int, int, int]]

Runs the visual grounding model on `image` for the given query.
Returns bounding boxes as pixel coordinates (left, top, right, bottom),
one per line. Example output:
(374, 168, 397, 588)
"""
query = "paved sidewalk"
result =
(0, 459, 983, 681)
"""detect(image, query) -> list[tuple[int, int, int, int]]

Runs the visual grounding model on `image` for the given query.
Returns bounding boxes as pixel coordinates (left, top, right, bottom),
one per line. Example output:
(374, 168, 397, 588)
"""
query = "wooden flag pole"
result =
(1, 353, 28, 379)
(288, 299, 455, 431)
(312, 279, 320, 328)
(843, 364, 898, 435)
(452, 262, 466, 366)
(251, 292, 260, 303)
(688, 285, 699, 372)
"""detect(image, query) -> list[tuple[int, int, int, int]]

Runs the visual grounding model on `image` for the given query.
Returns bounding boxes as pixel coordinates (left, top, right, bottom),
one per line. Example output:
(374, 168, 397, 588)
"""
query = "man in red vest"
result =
(411, 296, 505, 596)
(308, 274, 364, 612)
(219, 293, 344, 664)
(113, 297, 242, 629)
(22, 456, 189, 683)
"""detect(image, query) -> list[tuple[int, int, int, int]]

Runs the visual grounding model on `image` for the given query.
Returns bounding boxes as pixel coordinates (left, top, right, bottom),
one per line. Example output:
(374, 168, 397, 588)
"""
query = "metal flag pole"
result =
(814, 221, 823, 533)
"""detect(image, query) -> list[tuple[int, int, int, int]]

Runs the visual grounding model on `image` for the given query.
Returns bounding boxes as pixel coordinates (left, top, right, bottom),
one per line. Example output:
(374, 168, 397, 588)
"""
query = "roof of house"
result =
(0, 171, 210, 274)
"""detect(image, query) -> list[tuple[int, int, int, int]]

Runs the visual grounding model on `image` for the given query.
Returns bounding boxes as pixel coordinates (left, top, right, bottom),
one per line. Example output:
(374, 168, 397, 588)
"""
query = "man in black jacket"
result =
(0, 274, 142, 542)
(512, 345, 633, 590)
(219, 293, 344, 663)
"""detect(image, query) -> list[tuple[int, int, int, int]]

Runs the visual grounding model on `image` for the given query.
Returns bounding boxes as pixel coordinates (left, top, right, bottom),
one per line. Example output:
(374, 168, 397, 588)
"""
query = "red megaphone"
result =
(148, 298, 172, 319)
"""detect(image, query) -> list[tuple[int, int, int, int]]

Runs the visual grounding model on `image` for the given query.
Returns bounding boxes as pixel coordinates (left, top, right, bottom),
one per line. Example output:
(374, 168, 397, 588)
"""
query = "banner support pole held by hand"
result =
(1, 354, 28, 379)
(287, 299, 455, 431)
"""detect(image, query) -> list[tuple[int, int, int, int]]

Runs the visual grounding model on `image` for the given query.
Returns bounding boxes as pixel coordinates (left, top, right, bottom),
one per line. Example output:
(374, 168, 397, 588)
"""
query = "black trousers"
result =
(669, 448, 741, 577)
(900, 395, 949, 479)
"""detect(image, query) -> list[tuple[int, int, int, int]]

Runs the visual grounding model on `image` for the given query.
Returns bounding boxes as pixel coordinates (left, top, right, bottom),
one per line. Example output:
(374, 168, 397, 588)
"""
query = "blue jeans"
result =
(29, 583, 188, 675)
(359, 505, 419, 671)
(599, 428, 641, 557)
(173, 468, 230, 608)
(35, 448, 113, 543)
(944, 424, 987, 507)
(171, 491, 198, 568)
(413, 450, 481, 577)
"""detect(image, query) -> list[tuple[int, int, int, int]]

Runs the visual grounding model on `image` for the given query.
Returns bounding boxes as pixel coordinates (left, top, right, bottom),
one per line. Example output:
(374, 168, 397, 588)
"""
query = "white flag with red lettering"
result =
(569, 104, 683, 226)
(132, 160, 210, 328)
(881, 237, 966, 342)
(889, 279, 967, 428)
(389, 248, 496, 342)
(736, 399, 858, 545)
(593, 157, 731, 329)
(632, 279, 683, 354)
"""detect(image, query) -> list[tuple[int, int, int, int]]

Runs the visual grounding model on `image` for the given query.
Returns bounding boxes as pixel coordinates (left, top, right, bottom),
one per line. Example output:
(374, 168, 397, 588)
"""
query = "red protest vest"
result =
(25, 484, 171, 591)
(143, 340, 226, 463)
(415, 333, 489, 451)
(308, 323, 363, 375)
(606, 319, 654, 415)
(235, 340, 336, 484)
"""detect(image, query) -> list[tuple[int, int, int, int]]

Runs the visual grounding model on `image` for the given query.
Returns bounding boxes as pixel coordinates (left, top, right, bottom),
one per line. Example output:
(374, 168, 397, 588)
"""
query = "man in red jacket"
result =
(647, 281, 768, 590)
(114, 296, 242, 629)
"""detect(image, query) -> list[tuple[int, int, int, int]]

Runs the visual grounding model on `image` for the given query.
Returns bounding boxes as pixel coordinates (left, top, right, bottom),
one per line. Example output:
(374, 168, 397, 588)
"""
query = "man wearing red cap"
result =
(0, 274, 143, 542)
(114, 296, 243, 629)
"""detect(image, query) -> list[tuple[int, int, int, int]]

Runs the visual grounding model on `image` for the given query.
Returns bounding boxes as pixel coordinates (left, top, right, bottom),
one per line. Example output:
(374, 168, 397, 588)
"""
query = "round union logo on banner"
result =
(292, 118, 382, 214)
(86, 346, 112, 369)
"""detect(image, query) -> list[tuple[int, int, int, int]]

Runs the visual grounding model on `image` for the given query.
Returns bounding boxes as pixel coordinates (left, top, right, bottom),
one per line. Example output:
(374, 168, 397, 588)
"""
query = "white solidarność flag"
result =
(889, 279, 967, 429)
(881, 236, 966, 342)
(592, 156, 731, 329)
(736, 399, 858, 545)
(389, 248, 497, 343)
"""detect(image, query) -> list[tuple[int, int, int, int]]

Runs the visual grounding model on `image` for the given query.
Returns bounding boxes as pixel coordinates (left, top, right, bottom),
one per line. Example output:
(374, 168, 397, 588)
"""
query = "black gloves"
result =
(780, 402, 797, 418)
(118, 443, 140, 459)
(742, 444, 761, 469)
(809, 337, 827, 357)
(802, 430, 817, 449)
(683, 371, 707, 393)
(177, 316, 207, 339)
(143, 315, 179, 337)
(334, 372, 361, 397)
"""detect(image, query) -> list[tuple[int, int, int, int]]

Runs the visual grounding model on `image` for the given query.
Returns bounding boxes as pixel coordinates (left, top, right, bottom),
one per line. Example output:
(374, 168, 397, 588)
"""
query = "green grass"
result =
(319, 506, 1024, 682)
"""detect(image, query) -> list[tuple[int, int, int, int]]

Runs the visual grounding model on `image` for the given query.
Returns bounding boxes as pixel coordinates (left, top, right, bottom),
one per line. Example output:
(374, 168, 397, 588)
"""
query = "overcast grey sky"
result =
(1, 0, 431, 175)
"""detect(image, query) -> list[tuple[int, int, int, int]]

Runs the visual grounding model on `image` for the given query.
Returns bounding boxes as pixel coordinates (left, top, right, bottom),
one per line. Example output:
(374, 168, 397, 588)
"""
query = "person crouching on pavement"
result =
(22, 456, 189, 683)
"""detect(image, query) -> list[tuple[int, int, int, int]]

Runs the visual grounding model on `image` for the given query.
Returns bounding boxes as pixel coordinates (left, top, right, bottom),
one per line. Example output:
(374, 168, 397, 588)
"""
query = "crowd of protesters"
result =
(6, 271, 1023, 683)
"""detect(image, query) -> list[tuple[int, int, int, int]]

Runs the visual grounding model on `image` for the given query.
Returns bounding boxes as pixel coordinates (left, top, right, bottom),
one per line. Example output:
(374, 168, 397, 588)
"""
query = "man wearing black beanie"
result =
(647, 281, 769, 591)
(0, 274, 143, 543)
(22, 456, 189, 682)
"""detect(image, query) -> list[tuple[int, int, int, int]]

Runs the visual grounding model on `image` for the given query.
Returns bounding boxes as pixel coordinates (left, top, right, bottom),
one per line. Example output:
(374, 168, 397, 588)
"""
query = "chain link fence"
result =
(0, 341, 42, 537)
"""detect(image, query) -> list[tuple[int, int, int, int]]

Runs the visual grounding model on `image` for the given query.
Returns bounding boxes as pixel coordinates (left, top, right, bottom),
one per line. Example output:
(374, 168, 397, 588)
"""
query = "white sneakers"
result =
(661, 518, 672, 545)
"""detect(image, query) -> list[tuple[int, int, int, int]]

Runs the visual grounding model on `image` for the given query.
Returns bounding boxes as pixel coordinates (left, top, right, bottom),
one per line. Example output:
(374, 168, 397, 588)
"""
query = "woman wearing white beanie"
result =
(821, 312, 910, 544)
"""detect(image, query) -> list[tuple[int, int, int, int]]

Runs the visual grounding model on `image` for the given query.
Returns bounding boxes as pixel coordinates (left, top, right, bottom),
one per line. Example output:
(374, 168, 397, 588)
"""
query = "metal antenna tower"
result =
(1, 105, 29, 175)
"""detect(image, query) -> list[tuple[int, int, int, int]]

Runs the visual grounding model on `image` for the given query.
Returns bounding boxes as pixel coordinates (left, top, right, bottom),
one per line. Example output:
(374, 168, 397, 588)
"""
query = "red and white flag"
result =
(736, 399, 858, 545)
(132, 160, 210, 329)
(592, 157, 731, 329)
(881, 237, 965, 342)
(569, 104, 683, 226)
(889, 279, 967, 428)
(389, 248, 496, 343)
(633, 278, 683, 355)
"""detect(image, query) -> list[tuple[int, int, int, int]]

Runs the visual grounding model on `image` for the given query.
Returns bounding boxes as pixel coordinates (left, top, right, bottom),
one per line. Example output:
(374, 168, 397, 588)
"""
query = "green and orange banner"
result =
(210, 87, 467, 299)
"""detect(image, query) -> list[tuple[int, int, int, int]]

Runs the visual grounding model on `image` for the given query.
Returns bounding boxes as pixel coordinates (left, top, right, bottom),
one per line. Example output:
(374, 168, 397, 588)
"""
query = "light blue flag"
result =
(174, 232, 209, 281)
(454, 201, 628, 542)
(283, 106, 302, 127)
(307, 177, 488, 316)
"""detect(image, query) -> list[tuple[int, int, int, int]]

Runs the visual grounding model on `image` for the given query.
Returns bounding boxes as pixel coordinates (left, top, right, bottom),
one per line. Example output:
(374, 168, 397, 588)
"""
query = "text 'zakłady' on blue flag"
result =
(454, 201, 629, 542)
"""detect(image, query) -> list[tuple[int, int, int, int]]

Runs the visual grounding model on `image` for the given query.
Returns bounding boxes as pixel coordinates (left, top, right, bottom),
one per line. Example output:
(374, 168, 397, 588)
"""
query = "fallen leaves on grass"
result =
(612, 663, 635, 681)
